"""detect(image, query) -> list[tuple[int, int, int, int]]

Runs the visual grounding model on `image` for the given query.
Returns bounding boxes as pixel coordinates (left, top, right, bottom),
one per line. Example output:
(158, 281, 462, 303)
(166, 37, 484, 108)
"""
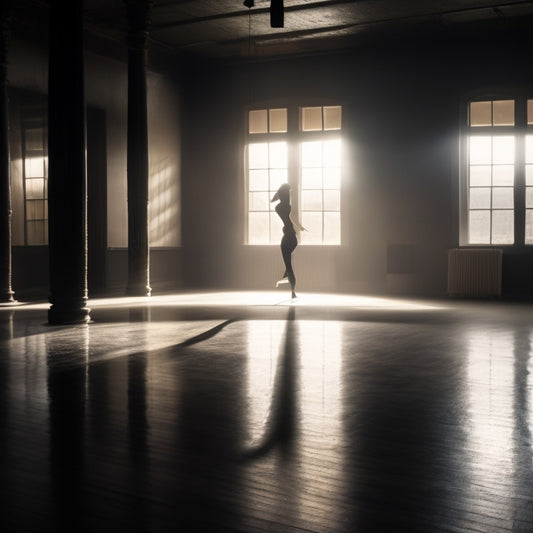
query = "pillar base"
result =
(48, 301, 91, 325)
(0, 289, 16, 304)
(126, 284, 152, 297)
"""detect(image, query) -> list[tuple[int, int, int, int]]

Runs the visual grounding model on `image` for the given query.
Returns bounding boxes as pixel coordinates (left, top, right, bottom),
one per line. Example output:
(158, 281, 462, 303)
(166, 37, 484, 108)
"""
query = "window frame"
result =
(21, 118, 49, 246)
(460, 96, 533, 247)
(245, 104, 343, 246)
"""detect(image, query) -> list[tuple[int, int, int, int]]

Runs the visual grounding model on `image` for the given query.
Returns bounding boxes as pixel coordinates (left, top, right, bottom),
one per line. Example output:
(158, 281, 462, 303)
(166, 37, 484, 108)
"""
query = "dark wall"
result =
(181, 30, 533, 298)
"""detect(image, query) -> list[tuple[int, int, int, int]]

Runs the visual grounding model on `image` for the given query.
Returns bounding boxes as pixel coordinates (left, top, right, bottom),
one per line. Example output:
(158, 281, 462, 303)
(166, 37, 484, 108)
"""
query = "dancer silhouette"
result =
(271, 183, 304, 299)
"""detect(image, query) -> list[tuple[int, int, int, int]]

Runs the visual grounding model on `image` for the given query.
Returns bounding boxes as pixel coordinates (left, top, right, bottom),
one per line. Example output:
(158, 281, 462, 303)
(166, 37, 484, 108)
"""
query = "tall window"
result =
(22, 122, 48, 245)
(246, 105, 342, 245)
(464, 98, 533, 245)
(525, 101, 533, 243)
(247, 108, 288, 244)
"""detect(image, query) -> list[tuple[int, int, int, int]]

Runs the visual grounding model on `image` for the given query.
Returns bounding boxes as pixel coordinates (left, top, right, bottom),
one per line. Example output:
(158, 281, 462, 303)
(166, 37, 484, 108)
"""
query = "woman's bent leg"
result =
(281, 235, 297, 298)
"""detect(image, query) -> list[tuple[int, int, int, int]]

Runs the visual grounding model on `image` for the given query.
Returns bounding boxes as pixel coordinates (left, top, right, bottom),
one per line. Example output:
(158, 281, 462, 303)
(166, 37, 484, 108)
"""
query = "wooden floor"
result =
(1, 292, 533, 532)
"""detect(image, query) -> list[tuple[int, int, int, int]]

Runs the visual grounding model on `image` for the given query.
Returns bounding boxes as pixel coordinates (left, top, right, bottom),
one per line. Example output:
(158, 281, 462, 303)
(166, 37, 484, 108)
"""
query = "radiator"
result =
(447, 248, 502, 297)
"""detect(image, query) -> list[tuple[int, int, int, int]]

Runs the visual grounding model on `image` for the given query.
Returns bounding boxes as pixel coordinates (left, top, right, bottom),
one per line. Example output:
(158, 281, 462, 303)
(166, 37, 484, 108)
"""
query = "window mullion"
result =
(287, 106, 299, 220)
(286, 139, 298, 217)
(515, 98, 526, 245)
(514, 135, 526, 246)
(287, 106, 301, 219)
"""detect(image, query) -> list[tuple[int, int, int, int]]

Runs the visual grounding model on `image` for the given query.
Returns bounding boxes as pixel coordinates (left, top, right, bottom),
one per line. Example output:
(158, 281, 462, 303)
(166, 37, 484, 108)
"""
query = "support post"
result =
(126, 0, 153, 297)
(0, 3, 15, 304)
(47, 0, 90, 324)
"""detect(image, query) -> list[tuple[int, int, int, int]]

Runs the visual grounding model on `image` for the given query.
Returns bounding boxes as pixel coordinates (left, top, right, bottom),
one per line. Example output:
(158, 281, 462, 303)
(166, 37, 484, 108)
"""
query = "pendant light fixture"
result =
(270, 0, 284, 28)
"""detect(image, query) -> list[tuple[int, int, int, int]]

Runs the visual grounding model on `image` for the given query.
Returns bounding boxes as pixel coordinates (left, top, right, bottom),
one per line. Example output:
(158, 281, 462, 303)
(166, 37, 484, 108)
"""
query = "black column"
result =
(48, 0, 90, 324)
(126, 0, 153, 297)
(0, 3, 15, 304)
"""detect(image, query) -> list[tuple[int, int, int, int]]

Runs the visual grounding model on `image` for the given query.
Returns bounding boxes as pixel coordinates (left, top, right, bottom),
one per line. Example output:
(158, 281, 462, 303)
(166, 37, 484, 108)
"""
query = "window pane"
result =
(300, 138, 341, 245)
(301, 212, 322, 244)
(492, 136, 514, 164)
(302, 168, 322, 189)
(323, 139, 341, 167)
(526, 135, 533, 164)
(324, 189, 340, 211)
(526, 187, 533, 209)
(492, 187, 513, 209)
(470, 101, 492, 127)
(249, 191, 270, 211)
(249, 143, 268, 168)
(526, 209, 533, 243)
(26, 200, 46, 220)
(492, 165, 514, 186)
(492, 210, 513, 244)
(469, 137, 492, 164)
(302, 107, 322, 131)
(302, 190, 323, 211)
(469, 165, 492, 186)
(324, 212, 341, 244)
(269, 169, 287, 192)
(469, 188, 491, 209)
(248, 212, 269, 244)
(269, 108, 287, 133)
(249, 110, 267, 134)
(26, 220, 47, 245)
(324, 106, 342, 130)
(270, 212, 283, 243)
(25, 128, 43, 151)
(493, 100, 514, 126)
(26, 178, 45, 199)
(324, 167, 341, 189)
(302, 141, 322, 167)
(269, 142, 287, 168)
(249, 169, 268, 191)
(25, 156, 44, 178)
(469, 210, 490, 244)
(526, 165, 533, 186)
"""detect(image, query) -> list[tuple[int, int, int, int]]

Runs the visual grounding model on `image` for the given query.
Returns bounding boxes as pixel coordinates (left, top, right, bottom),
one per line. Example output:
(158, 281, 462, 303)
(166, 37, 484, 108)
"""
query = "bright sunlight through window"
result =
(246, 106, 342, 245)
(466, 99, 519, 245)
(23, 124, 48, 245)
(468, 135, 514, 244)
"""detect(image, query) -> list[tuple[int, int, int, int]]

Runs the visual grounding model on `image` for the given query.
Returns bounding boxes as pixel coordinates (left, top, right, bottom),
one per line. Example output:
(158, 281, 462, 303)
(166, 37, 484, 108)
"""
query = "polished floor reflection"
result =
(0, 292, 532, 532)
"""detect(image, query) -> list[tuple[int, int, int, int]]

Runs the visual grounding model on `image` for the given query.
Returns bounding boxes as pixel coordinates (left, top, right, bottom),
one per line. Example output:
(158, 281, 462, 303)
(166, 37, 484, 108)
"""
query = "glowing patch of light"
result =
(299, 321, 342, 445)
(0, 291, 445, 314)
(88, 291, 444, 310)
(149, 158, 180, 247)
(245, 320, 287, 444)
(244, 318, 345, 530)
(464, 328, 515, 494)
(245, 319, 343, 444)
